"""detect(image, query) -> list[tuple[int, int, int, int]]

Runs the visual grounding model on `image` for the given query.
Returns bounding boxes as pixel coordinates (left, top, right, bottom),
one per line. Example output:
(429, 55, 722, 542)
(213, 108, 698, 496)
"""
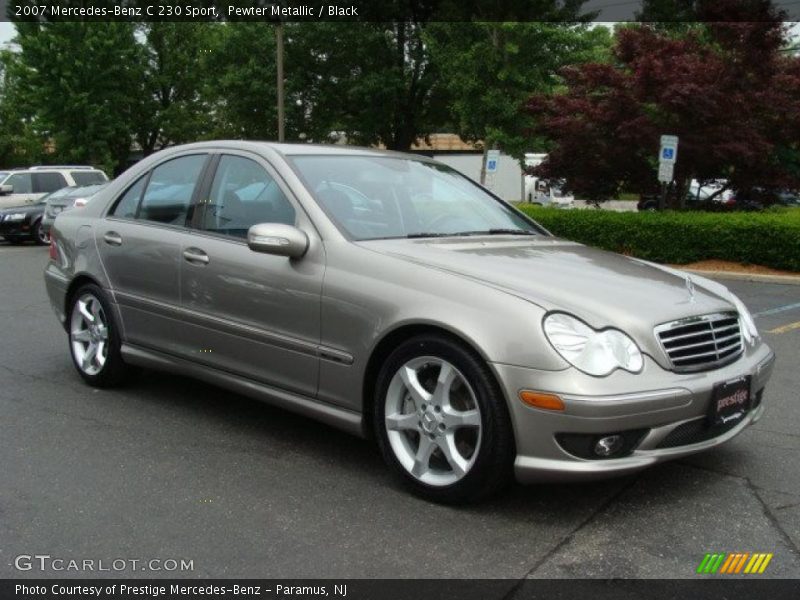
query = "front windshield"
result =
(289, 155, 541, 241)
(0, 171, 9, 183)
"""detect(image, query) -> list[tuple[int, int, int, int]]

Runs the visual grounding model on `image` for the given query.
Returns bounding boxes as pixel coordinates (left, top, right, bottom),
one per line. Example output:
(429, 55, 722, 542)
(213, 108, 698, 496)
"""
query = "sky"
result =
(0, 21, 13, 46)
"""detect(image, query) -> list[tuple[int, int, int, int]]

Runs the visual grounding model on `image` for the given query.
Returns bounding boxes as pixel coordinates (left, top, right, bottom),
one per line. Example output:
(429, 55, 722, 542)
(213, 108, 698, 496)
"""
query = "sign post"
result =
(486, 149, 500, 173)
(658, 135, 678, 209)
(485, 149, 500, 191)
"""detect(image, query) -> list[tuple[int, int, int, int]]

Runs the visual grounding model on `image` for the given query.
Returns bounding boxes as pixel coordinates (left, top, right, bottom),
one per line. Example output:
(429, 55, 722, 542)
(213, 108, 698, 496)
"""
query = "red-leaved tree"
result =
(527, 1, 800, 205)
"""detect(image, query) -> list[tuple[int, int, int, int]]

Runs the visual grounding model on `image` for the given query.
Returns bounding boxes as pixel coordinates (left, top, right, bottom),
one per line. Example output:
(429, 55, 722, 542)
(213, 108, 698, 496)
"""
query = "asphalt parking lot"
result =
(1, 242, 799, 581)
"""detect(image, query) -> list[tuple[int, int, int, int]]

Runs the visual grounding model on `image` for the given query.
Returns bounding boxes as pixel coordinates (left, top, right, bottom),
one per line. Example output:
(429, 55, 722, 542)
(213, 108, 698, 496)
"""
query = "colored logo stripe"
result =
(697, 553, 773, 574)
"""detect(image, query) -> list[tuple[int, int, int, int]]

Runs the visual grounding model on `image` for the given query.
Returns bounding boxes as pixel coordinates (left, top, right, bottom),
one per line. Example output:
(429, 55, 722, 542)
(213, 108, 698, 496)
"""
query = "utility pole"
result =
(276, 22, 285, 142)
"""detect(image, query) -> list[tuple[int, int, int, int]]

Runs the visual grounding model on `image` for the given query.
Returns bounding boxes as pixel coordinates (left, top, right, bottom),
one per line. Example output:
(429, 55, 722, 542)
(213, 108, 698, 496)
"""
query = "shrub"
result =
(518, 206, 800, 272)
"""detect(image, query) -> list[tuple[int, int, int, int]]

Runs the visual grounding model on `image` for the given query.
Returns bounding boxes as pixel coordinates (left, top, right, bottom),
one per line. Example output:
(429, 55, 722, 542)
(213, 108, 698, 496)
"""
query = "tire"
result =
(373, 334, 515, 504)
(67, 283, 131, 387)
(33, 220, 49, 246)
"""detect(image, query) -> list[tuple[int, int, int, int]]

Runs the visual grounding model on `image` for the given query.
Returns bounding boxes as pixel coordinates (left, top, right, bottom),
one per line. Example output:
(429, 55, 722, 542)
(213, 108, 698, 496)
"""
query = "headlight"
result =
(6, 213, 25, 221)
(729, 293, 759, 344)
(543, 313, 644, 376)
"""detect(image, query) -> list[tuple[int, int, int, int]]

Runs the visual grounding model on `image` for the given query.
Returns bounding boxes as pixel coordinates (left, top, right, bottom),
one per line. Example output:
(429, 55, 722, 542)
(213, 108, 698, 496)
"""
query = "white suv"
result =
(0, 166, 108, 209)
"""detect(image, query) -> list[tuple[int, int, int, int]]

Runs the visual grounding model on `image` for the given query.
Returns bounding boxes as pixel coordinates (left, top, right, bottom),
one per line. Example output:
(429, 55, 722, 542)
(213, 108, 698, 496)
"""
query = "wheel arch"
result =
(361, 322, 504, 438)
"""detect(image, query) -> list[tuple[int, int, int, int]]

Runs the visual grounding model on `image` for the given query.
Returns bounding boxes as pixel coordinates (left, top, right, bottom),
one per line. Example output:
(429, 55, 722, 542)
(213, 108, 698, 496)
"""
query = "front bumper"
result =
(0, 219, 34, 239)
(492, 343, 775, 483)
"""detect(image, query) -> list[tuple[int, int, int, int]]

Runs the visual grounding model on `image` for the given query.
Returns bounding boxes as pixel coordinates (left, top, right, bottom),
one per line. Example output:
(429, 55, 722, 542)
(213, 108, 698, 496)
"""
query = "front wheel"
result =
(373, 335, 515, 503)
(33, 220, 49, 245)
(68, 283, 131, 387)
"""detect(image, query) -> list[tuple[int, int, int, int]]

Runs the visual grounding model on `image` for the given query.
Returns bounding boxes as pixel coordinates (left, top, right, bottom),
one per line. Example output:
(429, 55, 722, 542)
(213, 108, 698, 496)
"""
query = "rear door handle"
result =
(183, 247, 209, 265)
(103, 231, 123, 246)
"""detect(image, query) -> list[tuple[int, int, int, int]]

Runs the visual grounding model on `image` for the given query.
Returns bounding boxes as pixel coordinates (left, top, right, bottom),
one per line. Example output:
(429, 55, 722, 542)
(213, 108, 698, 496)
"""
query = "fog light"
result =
(594, 435, 624, 457)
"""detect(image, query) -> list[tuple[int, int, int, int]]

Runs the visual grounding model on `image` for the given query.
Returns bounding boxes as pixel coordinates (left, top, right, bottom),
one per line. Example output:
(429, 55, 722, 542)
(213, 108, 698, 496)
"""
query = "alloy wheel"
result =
(70, 293, 109, 376)
(36, 223, 49, 245)
(384, 356, 482, 486)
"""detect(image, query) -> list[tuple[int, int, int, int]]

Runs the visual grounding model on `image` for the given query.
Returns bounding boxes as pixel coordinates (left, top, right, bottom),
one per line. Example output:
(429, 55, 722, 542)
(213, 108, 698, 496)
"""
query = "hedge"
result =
(517, 206, 800, 272)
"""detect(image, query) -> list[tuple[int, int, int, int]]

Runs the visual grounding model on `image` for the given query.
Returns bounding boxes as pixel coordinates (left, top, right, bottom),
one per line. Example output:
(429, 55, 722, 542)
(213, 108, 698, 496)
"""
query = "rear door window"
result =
(33, 172, 68, 194)
(110, 177, 147, 219)
(137, 155, 207, 226)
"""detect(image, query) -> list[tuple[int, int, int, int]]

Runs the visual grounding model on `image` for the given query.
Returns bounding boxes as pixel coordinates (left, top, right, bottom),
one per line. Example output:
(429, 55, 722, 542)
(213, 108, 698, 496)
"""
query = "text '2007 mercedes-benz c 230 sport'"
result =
(44, 142, 775, 503)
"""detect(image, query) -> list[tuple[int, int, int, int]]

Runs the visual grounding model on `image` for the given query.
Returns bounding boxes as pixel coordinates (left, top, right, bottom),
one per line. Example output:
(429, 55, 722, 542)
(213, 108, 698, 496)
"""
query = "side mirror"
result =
(0, 184, 12, 195)
(247, 223, 308, 258)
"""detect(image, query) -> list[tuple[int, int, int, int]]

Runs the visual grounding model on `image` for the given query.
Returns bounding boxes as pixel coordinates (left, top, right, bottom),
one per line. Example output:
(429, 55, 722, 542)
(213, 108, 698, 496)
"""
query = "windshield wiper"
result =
(405, 229, 536, 239)
(405, 232, 461, 238)
(483, 229, 537, 235)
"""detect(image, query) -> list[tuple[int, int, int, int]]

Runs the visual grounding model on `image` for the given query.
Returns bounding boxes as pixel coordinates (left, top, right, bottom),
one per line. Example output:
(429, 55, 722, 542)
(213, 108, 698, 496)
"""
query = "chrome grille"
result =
(655, 312, 743, 372)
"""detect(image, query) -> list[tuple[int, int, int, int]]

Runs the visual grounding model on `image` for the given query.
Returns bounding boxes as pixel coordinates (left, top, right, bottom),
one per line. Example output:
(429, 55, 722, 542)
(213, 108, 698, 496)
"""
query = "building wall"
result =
(430, 152, 525, 203)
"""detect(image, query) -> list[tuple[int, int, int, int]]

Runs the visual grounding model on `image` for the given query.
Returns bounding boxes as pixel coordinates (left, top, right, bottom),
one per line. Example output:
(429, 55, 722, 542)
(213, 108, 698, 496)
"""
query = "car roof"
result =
(162, 140, 428, 160)
(6, 167, 105, 174)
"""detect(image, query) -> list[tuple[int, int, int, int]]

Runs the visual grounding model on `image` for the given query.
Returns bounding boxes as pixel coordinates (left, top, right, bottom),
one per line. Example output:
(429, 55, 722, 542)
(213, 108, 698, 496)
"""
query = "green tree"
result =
(290, 22, 450, 149)
(135, 23, 217, 155)
(203, 23, 280, 140)
(427, 22, 611, 182)
(207, 22, 450, 148)
(11, 22, 145, 174)
(0, 49, 44, 166)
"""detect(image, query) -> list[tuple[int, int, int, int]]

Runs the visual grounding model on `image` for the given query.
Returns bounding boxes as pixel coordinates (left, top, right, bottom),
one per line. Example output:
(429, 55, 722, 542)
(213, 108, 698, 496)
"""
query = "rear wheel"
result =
(374, 334, 515, 503)
(68, 283, 131, 387)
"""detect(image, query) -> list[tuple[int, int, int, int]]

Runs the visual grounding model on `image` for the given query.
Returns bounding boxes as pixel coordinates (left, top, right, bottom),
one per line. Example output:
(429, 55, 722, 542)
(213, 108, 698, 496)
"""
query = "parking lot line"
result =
(753, 302, 800, 318)
(767, 321, 800, 335)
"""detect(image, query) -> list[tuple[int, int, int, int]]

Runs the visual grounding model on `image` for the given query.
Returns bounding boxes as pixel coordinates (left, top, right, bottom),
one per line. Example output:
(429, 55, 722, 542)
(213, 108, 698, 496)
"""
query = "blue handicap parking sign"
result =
(662, 148, 675, 160)
(487, 160, 497, 171)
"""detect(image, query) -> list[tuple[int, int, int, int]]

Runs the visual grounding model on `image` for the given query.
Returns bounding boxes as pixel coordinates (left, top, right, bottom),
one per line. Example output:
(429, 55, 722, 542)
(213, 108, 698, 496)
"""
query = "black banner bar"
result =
(3, 579, 800, 600)
(3, 0, 800, 23)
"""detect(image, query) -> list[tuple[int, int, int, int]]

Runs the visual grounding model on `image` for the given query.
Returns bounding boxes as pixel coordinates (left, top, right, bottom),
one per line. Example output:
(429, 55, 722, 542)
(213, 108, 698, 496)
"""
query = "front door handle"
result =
(183, 247, 209, 265)
(103, 231, 123, 246)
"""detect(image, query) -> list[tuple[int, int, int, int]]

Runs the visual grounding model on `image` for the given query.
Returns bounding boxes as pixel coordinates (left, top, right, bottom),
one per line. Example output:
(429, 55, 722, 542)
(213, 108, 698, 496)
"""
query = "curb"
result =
(678, 268, 800, 286)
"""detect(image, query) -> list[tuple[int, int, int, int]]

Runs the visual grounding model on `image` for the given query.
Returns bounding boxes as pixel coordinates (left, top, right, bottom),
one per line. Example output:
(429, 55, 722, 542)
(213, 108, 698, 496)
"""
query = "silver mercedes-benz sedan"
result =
(44, 142, 775, 503)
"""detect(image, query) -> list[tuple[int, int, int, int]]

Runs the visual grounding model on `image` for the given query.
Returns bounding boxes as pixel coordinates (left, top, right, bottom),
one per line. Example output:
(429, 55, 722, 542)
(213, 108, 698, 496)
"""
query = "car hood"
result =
(360, 236, 736, 365)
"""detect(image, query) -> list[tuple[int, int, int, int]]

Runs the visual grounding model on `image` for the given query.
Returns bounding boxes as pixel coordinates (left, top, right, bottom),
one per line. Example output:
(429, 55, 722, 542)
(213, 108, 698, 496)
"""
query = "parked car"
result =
(732, 187, 799, 209)
(0, 193, 50, 245)
(687, 179, 735, 204)
(637, 179, 747, 211)
(0, 166, 107, 209)
(44, 142, 774, 503)
(42, 183, 108, 234)
(776, 190, 800, 206)
(525, 178, 574, 208)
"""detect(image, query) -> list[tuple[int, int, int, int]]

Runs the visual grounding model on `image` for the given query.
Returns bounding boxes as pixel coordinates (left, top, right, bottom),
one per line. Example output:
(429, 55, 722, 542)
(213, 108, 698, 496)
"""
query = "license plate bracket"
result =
(708, 376, 751, 428)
